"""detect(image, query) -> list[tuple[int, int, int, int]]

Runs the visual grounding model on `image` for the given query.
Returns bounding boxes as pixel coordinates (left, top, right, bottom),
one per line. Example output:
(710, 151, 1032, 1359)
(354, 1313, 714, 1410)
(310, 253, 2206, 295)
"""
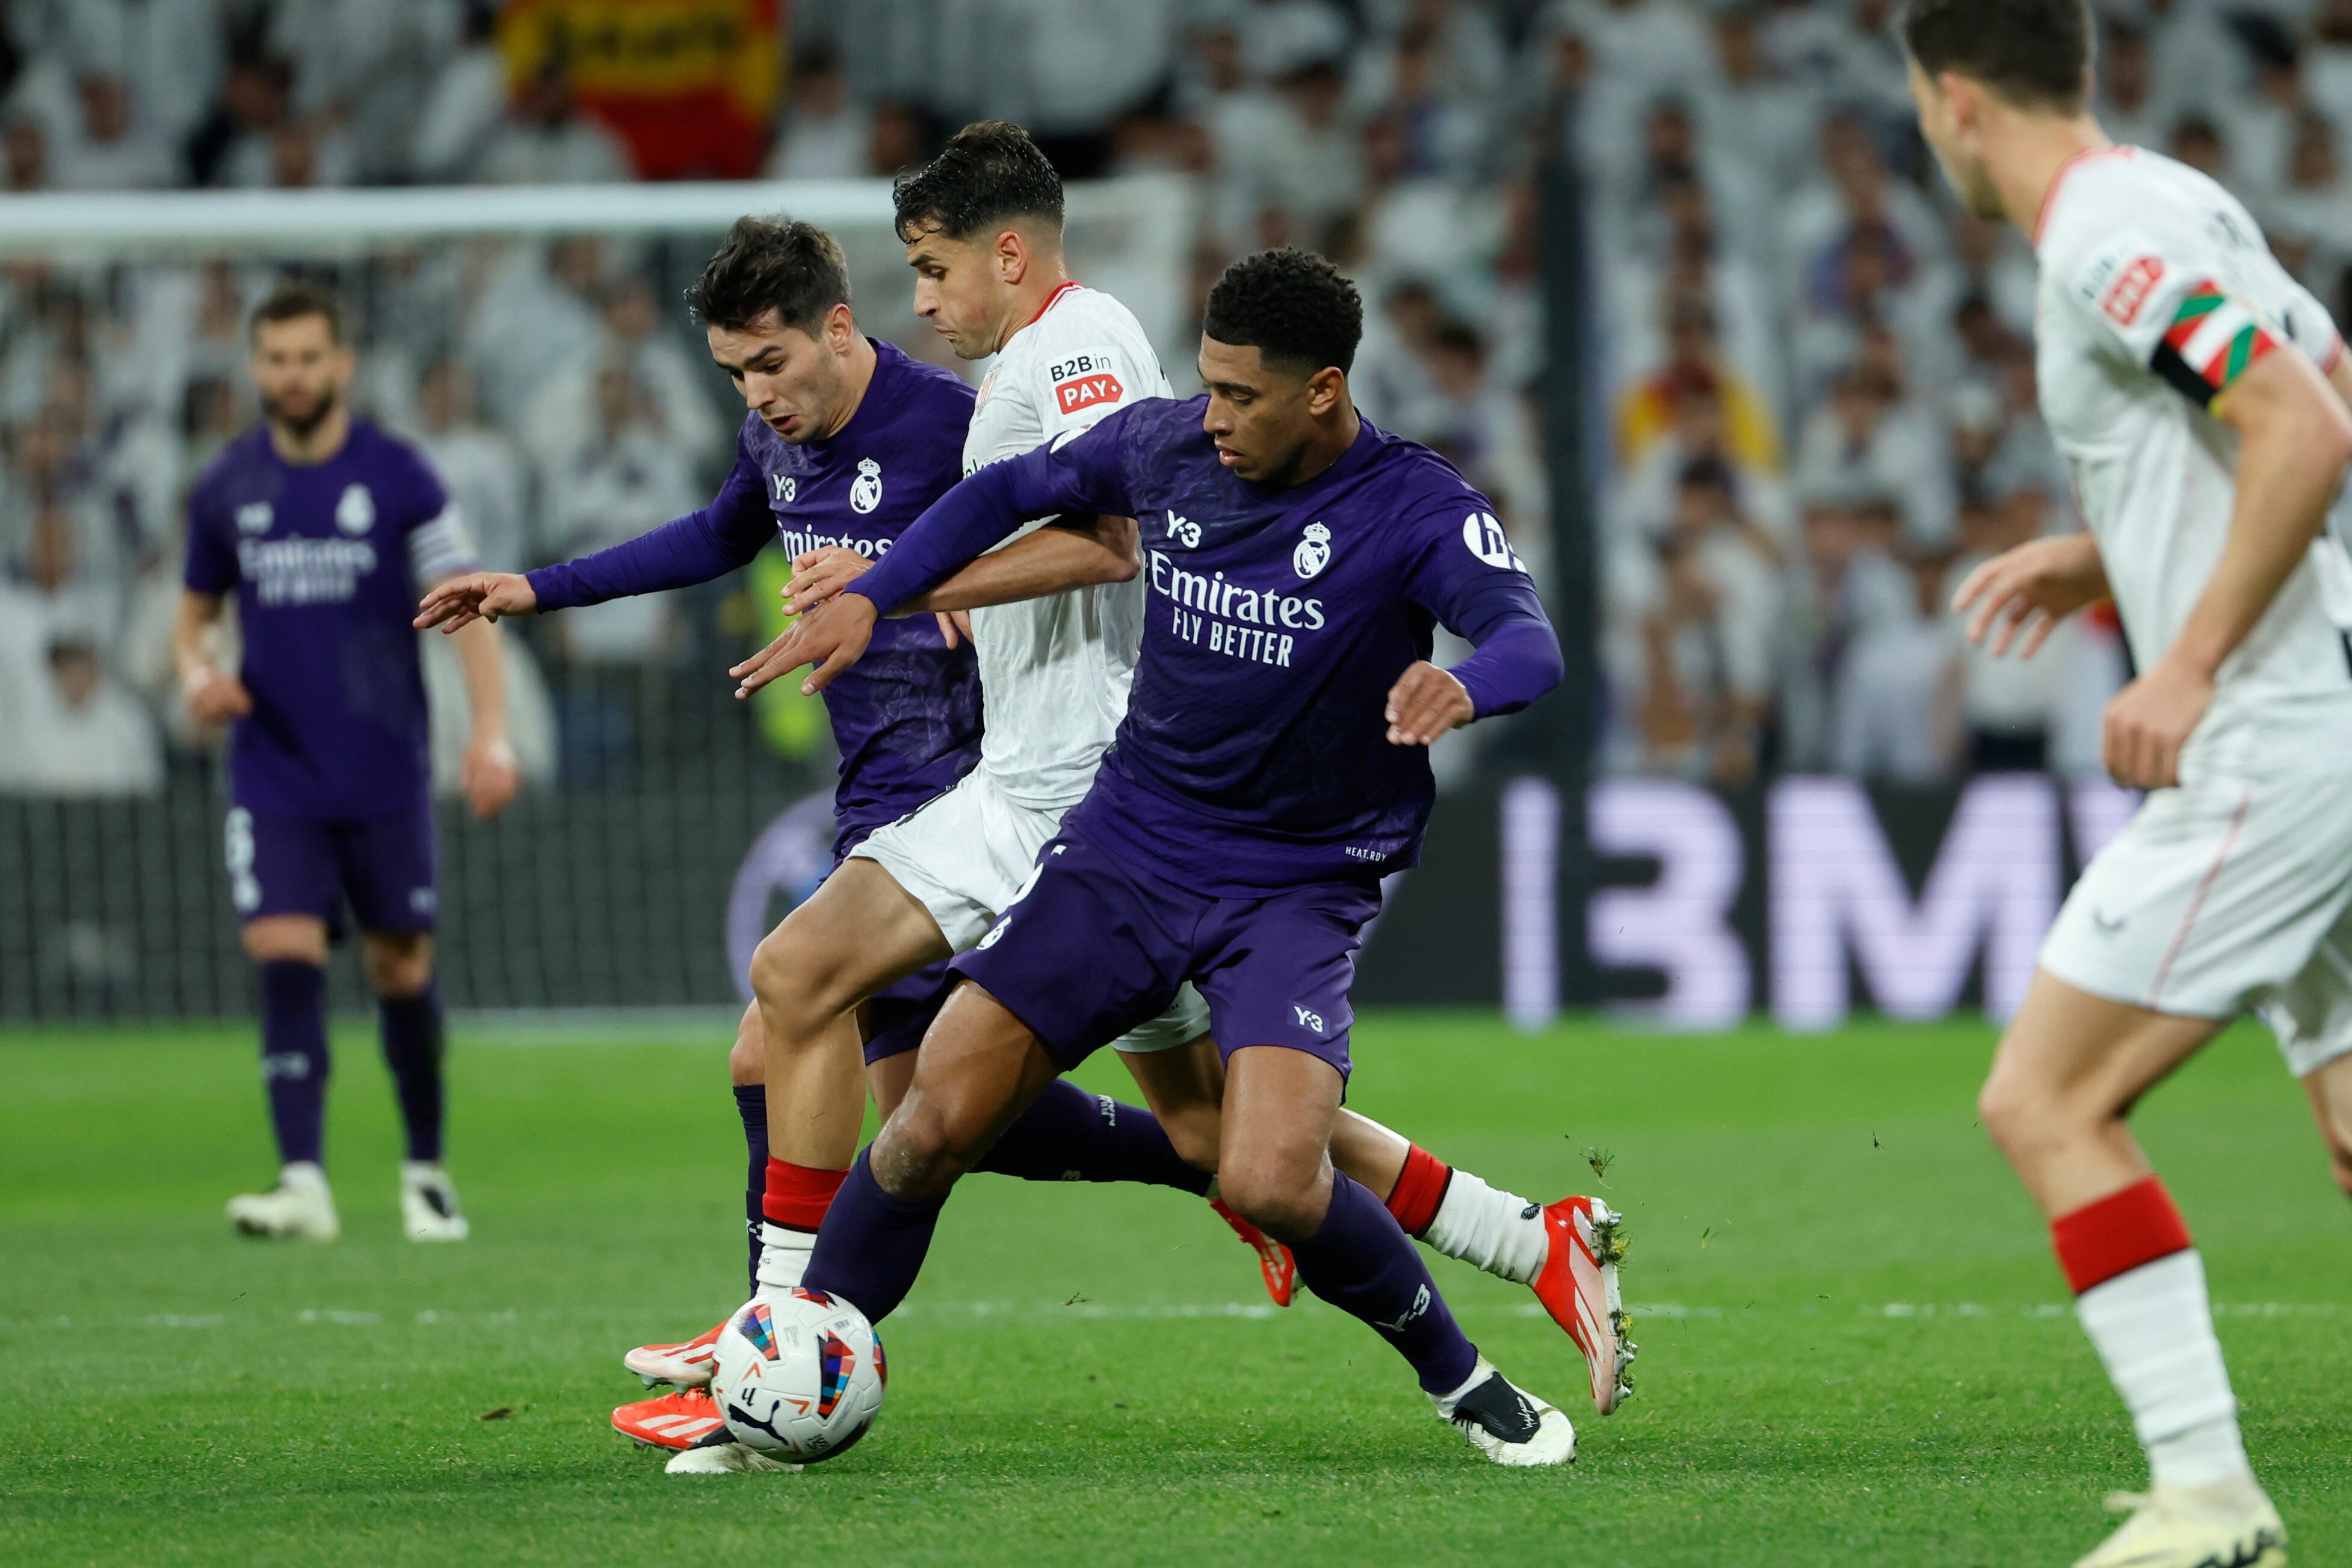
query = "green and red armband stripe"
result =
(2153, 282, 2278, 409)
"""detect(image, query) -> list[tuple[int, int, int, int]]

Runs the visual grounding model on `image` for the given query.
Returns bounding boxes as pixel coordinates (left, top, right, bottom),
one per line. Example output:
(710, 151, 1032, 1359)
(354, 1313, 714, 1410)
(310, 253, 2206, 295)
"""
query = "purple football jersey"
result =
(526, 339, 983, 852)
(185, 419, 471, 821)
(846, 398, 1563, 893)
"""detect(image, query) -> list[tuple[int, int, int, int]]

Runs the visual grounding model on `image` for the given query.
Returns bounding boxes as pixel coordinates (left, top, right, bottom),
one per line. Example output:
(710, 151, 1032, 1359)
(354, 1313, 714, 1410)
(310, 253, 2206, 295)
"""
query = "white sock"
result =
(1422, 1172, 1548, 1285)
(2075, 1250, 2253, 1491)
(280, 1161, 328, 1192)
(755, 1221, 815, 1292)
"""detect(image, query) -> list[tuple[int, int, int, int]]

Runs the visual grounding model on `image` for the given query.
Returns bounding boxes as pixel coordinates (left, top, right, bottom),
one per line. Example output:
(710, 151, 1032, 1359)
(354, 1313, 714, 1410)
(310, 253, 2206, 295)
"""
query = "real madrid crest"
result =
(850, 457, 883, 514)
(335, 483, 375, 536)
(1292, 520, 1332, 580)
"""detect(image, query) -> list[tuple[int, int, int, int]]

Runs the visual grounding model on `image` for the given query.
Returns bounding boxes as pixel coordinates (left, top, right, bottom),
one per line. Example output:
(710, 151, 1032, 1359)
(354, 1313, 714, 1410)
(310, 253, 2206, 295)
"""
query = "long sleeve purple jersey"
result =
(846, 396, 1564, 892)
(525, 339, 984, 853)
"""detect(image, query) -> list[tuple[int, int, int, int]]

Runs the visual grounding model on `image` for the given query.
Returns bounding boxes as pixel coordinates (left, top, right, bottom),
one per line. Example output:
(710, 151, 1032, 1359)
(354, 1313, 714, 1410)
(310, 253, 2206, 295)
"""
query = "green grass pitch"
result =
(4, 1011, 2348, 1567)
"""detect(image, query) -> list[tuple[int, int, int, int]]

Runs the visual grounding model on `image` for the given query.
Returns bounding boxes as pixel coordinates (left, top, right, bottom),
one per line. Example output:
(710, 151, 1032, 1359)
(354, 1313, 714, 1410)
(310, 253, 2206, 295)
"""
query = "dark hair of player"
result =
(1899, 0, 2091, 112)
(890, 120, 1065, 245)
(685, 215, 853, 336)
(1202, 248, 1365, 378)
(249, 281, 343, 344)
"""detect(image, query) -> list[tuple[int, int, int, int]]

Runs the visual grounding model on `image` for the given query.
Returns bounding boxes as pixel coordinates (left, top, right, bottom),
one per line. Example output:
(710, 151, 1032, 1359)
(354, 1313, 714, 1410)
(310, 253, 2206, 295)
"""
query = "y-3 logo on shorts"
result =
(1292, 1005, 1326, 1032)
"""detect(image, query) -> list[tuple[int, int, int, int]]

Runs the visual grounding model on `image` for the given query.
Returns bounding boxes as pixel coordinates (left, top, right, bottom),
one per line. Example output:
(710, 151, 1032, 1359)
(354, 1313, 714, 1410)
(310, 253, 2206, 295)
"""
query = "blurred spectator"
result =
(1774, 491, 1915, 771)
(1619, 456, 1780, 786)
(476, 55, 630, 186)
(465, 236, 608, 428)
(409, 354, 531, 575)
(0, 635, 163, 797)
(520, 273, 724, 487)
(539, 363, 699, 664)
(2096, 19, 2171, 150)
(412, 2, 506, 183)
(1951, 478, 2075, 772)
(1617, 300, 1783, 478)
(3, 113, 46, 190)
(1791, 357, 1954, 548)
(765, 42, 871, 182)
(51, 73, 174, 190)
(1831, 542, 1963, 782)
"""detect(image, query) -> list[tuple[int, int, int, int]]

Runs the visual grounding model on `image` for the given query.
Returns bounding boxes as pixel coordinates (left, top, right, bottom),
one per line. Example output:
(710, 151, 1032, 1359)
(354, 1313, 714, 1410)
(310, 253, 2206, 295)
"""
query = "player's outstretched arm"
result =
(2105, 347, 2352, 788)
(785, 515, 1141, 617)
(171, 589, 252, 724)
(415, 570, 537, 632)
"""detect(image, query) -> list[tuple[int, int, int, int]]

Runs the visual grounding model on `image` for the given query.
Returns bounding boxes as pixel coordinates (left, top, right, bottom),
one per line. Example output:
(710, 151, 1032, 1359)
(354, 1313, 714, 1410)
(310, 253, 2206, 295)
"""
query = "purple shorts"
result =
(862, 959, 954, 1064)
(951, 828, 1380, 1079)
(226, 797, 437, 935)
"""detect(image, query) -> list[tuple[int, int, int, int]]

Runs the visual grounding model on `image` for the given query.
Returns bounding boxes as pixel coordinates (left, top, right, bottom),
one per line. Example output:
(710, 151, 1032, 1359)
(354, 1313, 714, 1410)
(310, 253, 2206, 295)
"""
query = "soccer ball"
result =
(711, 1289, 886, 1463)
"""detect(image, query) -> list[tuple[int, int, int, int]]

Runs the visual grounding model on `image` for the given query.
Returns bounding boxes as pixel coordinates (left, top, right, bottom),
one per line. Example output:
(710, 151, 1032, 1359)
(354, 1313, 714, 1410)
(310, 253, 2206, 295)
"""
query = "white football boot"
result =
(227, 1161, 339, 1241)
(664, 1426, 801, 1475)
(2073, 1480, 2287, 1567)
(625, 1320, 726, 1389)
(399, 1161, 470, 1242)
(1429, 1357, 1576, 1467)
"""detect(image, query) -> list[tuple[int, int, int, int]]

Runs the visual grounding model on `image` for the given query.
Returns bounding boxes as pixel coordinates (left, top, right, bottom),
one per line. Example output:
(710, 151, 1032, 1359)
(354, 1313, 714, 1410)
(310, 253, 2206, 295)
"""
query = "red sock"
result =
(1384, 1144, 1452, 1238)
(761, 1157, 848, 1231)
(2050, 1176, 2194, 1295)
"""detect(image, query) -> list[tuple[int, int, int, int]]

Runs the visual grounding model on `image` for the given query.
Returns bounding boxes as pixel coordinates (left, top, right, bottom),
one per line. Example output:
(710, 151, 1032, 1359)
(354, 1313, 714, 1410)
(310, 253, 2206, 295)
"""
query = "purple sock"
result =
(973, 1078, 1212, 1194)
(257, 960, 329, 1166)
(1290, 1172, 1480, 1394)
(378, 983, 446, 1164)
(802, 1149, 945, 1324)
(734, 1084, 768, 1296)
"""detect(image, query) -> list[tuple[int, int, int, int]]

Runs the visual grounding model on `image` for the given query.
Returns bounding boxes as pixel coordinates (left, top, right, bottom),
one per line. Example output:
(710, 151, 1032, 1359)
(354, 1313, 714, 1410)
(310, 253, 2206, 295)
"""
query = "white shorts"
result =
(850, 769, 1209, 1055)
(2040, 770, 2352, 1077)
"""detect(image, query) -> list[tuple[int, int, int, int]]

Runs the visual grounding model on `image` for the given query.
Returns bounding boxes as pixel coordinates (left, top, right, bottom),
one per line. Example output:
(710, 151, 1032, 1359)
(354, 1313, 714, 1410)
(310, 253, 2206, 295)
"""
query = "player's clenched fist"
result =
(181, 665, 253, 725)
(415, 571, 538, 632)
(1384, 661, 1474, 747)
(2101, 655, 2214, 791)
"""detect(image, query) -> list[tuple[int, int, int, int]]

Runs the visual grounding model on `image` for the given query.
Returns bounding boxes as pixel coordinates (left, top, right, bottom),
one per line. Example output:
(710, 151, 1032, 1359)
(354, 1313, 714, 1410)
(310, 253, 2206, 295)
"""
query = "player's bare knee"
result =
(361, 934, 432, 998)
(750, 928, 861, 1021)
(869, 1109, 957, 1200)
(727, 1012, 765, 1087)
(1217, 1154, 1325, 1241)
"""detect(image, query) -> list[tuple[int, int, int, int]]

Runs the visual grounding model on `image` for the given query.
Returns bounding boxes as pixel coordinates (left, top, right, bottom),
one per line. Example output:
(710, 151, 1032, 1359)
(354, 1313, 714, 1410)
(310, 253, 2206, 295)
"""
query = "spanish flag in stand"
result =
(499, 0, 783, 181)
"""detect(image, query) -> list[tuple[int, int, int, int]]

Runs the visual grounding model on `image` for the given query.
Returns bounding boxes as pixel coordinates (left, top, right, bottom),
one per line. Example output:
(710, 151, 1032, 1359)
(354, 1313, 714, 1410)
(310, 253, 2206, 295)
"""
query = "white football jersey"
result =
(2036, 145, 2352, 777)
(960, 282, 1173, 809)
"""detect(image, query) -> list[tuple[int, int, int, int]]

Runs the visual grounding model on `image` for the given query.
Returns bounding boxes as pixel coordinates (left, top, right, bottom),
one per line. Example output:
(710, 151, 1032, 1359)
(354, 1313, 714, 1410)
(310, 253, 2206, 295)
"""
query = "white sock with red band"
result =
(2054, 1177, 2253, 1492)
(1423, 1171, 1548, 1286)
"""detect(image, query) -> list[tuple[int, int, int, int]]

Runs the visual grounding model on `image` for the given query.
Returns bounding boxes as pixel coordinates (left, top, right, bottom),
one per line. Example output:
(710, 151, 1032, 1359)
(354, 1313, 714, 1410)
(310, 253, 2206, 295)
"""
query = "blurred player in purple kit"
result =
(173, 283, 519, 1244)
(752, 248, 1603, 1465)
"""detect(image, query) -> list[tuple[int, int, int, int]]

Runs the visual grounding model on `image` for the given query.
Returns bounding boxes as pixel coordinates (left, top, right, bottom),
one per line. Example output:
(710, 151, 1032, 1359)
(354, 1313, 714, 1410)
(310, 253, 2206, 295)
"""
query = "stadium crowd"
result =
(4, 0, 2347, 797)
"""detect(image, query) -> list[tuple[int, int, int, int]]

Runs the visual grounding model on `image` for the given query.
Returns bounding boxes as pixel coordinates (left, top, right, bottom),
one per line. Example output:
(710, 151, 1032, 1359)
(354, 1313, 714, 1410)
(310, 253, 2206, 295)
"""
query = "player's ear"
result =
(1304, 366, 1346, 418)
(996, 228, 1028, 286)
(825, 301, 855, 353)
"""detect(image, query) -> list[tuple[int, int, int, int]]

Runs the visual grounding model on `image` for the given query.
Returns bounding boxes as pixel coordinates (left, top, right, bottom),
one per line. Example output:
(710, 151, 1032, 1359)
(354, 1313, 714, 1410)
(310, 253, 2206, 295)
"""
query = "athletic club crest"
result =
(1292, 521, 1332, 580)
(334, 483, 375, 536)
(849, 457, 883, 514)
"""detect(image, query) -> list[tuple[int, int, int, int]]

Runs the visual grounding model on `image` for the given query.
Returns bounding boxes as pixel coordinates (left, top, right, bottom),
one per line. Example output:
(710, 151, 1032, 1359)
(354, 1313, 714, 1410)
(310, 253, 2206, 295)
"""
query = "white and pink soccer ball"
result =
(711, 1289, 886, 1463)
